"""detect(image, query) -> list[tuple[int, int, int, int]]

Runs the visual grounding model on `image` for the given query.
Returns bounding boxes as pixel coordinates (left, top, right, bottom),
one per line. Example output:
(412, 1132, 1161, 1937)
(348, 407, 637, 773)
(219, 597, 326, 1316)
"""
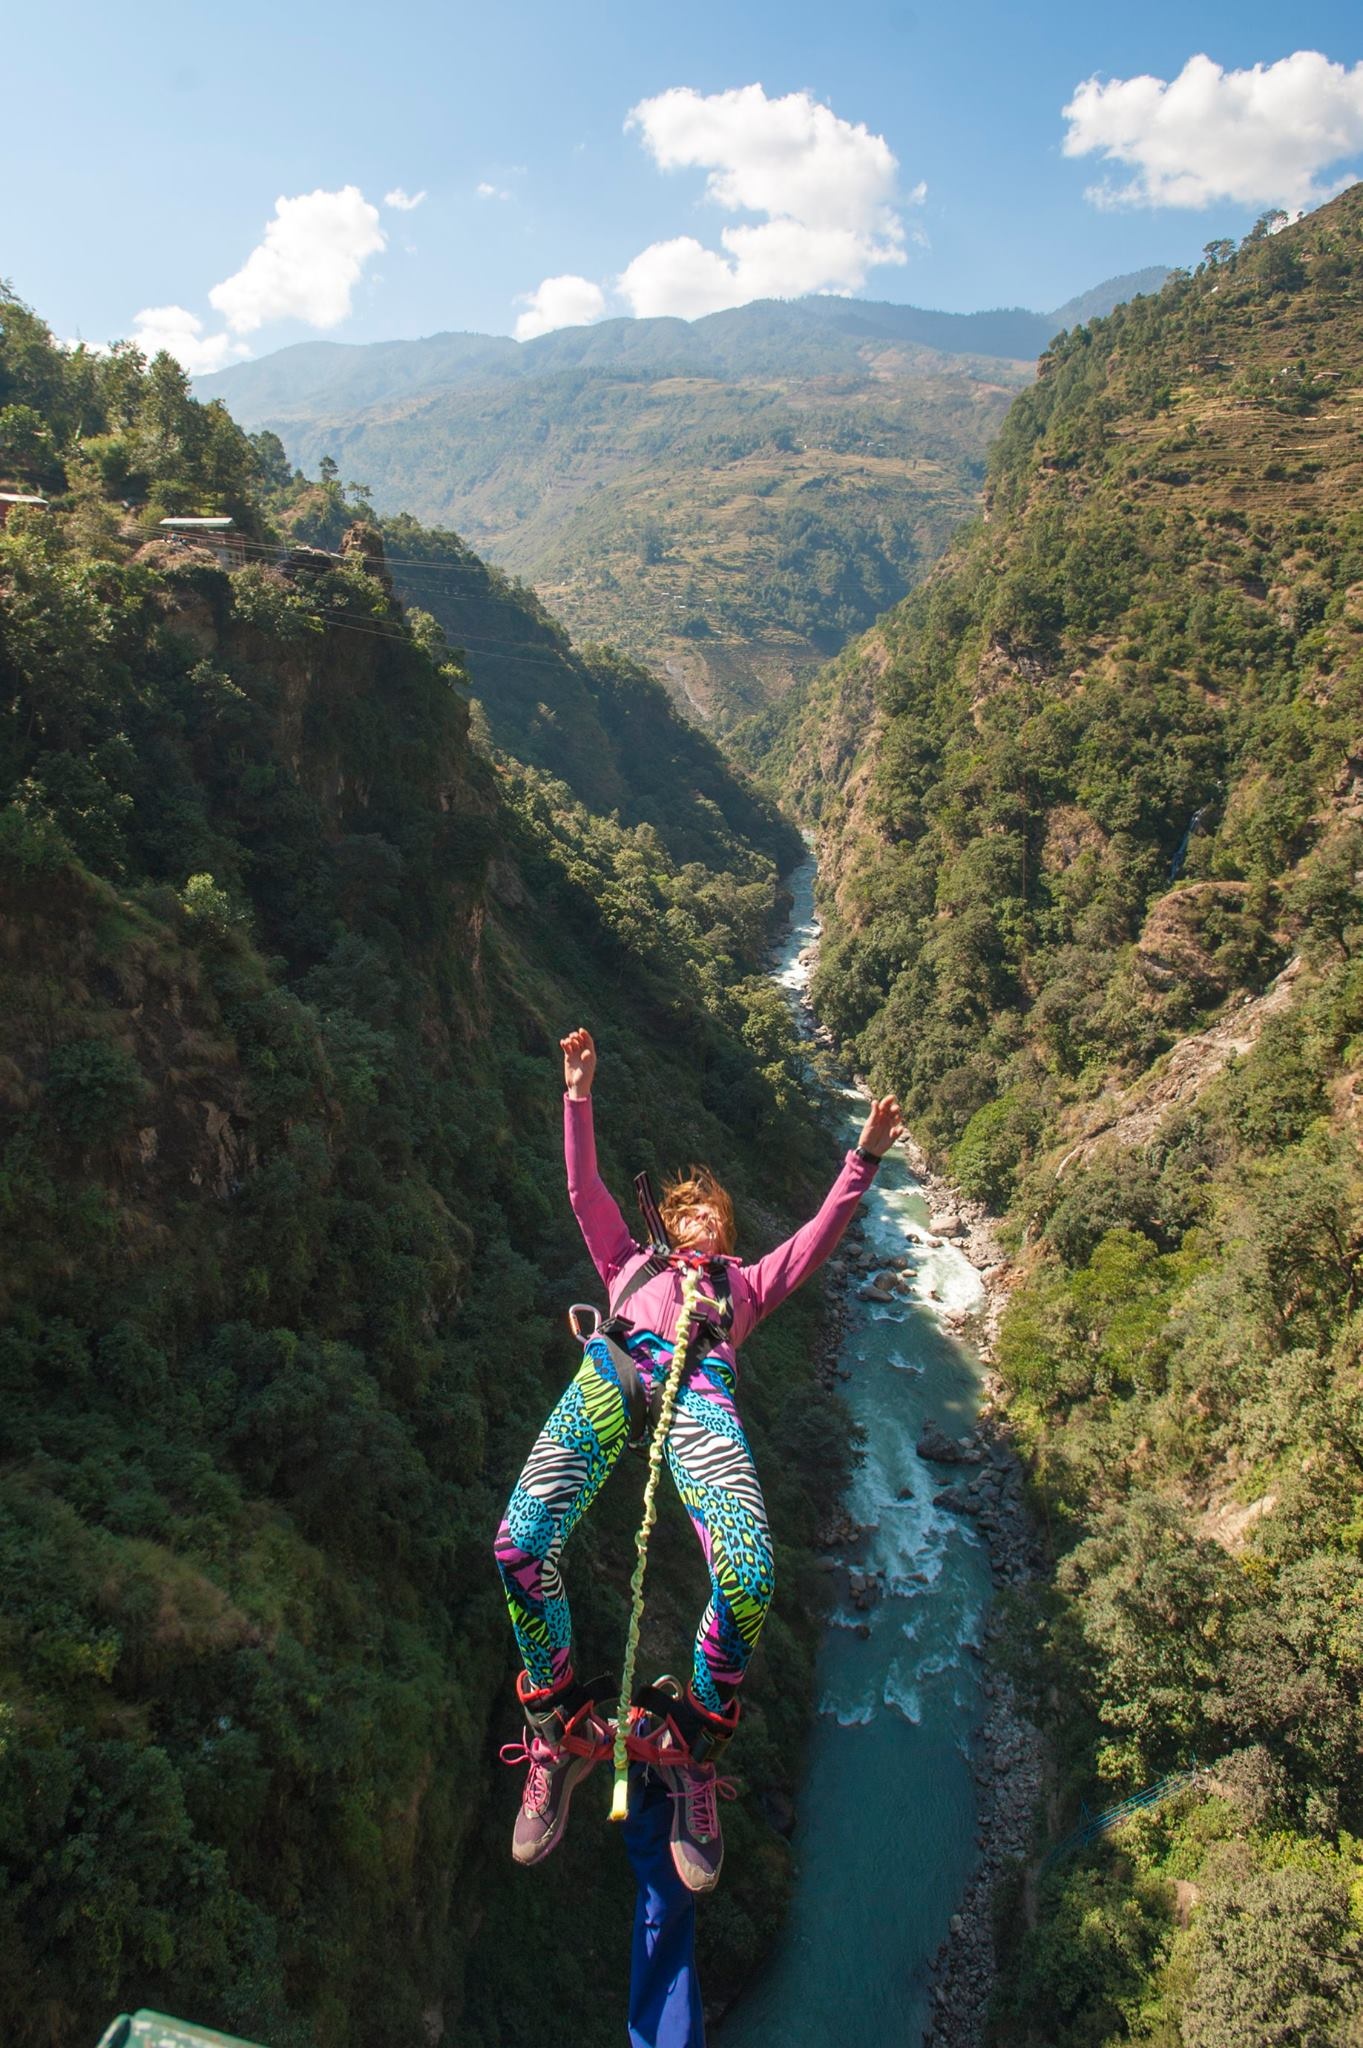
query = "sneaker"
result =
(666, 1755, 737, 1892)
(500, 1671, 609, 1866)
(652, 1685, 740, 1894)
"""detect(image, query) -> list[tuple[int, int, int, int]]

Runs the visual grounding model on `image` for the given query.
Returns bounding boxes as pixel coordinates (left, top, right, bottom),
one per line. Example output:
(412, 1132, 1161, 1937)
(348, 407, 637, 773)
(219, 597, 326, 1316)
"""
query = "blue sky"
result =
(6, 0, 1362, 368)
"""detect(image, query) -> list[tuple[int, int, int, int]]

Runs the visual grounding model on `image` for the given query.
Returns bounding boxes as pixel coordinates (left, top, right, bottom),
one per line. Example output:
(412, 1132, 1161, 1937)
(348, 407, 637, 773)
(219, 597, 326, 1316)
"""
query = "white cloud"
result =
(1063, 50, 1363, 211)
(476, 181, 511, 201)
(209, 185, 386, 334)
(617, 84, 910, 318)
(515, 274, 608, 341)
(516, 83, 917, 332)
(384, 186, 427, 211)
(130, 305, 249, 376)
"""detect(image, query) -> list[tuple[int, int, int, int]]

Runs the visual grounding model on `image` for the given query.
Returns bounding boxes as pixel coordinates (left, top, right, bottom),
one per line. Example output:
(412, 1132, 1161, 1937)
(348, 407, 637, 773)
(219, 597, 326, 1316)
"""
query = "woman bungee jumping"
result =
(494, 1027, 904, 1893)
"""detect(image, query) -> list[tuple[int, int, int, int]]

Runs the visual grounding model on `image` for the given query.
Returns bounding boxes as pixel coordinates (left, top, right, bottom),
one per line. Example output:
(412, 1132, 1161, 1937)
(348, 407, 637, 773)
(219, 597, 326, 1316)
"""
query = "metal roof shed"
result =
(158, 516, 246, 568)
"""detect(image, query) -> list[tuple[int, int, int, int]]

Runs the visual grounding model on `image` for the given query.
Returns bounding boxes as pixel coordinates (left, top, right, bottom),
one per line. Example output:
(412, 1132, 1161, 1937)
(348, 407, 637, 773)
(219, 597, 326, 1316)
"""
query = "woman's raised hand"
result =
(858, 1094, 906, 1158)
(561, 1027, 597, 1100)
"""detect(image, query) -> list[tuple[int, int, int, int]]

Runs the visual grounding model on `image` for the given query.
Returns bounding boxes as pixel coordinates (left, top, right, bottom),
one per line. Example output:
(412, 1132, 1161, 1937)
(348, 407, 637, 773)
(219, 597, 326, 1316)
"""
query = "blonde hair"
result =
(659, 1167, 736, 1254)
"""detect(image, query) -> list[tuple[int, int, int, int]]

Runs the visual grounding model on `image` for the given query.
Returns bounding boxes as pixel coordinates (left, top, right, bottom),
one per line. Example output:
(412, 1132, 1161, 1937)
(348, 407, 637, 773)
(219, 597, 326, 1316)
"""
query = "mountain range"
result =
(199, 269, 1169, 725)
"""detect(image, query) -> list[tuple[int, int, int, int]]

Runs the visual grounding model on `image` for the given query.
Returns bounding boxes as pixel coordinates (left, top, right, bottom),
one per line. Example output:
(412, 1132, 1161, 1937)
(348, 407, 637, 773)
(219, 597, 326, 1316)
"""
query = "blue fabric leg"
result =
(622, 1766, 705, 2048)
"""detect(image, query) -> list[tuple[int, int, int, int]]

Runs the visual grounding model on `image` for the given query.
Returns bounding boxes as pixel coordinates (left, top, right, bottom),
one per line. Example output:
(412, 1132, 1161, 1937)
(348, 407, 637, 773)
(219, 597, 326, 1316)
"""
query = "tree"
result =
(249, 428, 293, 494)
(1287, 832, 1363, 961)
(1056, 1493, 1240, 1769)
(1181, 1865, 1363, 2048)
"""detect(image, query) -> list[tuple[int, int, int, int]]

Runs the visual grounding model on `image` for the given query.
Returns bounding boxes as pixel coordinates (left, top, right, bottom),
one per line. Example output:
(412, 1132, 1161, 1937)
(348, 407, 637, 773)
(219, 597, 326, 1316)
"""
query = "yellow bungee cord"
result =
(608, 1263, 720, 1821)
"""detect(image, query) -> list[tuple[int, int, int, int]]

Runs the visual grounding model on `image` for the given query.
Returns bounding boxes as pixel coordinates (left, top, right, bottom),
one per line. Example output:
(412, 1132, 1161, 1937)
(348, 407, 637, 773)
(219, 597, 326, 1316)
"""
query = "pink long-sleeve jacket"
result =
(565, 1093, 877, 1369)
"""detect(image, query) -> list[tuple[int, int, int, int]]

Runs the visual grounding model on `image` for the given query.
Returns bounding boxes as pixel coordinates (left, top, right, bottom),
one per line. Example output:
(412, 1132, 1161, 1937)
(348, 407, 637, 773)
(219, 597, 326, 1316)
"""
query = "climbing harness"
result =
(566, 1173, 732, 1453)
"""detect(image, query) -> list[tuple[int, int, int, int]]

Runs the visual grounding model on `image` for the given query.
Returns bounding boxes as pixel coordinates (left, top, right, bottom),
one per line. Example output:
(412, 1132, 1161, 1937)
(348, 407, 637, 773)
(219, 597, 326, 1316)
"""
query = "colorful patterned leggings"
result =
(494, 1335, 775, 1711)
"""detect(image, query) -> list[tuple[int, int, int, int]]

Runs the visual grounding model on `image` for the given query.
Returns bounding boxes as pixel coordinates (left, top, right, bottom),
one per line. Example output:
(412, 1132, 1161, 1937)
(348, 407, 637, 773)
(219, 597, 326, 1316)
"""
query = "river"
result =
(719, 859, 992, 2047)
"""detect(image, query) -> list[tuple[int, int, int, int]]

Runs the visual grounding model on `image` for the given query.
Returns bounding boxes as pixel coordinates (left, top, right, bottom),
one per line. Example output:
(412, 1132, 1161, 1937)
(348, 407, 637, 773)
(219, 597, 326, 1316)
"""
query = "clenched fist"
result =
(561, 1027, 597, 1100)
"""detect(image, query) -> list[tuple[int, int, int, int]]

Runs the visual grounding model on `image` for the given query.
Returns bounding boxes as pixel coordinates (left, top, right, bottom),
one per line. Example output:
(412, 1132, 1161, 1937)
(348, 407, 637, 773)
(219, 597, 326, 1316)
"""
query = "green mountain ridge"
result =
(196, 272, 1168, 729)
(767, 186, 1363, 2044)
(196, 273, 1170, 420)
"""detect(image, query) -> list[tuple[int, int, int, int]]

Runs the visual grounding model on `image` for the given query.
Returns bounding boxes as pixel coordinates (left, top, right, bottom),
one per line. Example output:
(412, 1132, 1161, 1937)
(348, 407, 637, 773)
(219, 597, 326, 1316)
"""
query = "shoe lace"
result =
(670, 1763, 737, 1840)
(498, 1733, 562, 1816)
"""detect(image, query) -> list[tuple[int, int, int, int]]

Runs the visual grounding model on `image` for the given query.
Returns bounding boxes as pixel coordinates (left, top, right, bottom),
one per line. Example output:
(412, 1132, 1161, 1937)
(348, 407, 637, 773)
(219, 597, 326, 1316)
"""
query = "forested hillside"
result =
(256, 463, 798, 866)
(0, 288, 848, 2047)
(769, 191, 1363, 2042)
(199, 276, 1164, 728)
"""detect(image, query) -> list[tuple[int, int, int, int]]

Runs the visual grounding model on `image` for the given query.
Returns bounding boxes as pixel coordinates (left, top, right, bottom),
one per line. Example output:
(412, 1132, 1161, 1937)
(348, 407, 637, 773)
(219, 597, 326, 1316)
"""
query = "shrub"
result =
(44, 1041, 146, 1147)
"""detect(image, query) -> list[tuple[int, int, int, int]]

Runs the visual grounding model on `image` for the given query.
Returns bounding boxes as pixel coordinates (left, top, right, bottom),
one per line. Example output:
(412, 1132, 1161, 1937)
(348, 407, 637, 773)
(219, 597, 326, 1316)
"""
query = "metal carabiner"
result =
(567, 1303, 602, 1342)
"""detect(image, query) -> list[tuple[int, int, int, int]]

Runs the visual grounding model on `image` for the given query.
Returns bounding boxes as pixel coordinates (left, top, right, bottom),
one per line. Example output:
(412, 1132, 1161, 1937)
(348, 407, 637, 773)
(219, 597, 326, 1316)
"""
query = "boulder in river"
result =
(917, 1419, 969, 1462)
(928, 1210, 965, 1238)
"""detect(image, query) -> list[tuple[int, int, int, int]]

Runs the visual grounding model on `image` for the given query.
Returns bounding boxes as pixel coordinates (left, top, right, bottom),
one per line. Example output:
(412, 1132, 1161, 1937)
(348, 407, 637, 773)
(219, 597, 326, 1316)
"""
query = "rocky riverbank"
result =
(913, 1413, 1044, 2047)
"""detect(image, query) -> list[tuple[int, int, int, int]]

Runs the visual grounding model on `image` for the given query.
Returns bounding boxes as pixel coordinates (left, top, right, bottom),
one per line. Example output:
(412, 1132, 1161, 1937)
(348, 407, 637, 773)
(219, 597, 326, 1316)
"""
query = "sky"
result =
(5, 0, 1363, 373)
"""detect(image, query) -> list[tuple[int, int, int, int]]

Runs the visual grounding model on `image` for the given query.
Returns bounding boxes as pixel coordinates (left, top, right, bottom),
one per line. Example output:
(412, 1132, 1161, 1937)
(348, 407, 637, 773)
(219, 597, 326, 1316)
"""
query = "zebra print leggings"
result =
(494, 1334, 775, 1711)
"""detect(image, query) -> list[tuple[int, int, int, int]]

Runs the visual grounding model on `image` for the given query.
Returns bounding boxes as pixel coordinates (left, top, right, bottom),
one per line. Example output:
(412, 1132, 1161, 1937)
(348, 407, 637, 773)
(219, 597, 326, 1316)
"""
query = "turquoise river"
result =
(720, 859, 992, 2046)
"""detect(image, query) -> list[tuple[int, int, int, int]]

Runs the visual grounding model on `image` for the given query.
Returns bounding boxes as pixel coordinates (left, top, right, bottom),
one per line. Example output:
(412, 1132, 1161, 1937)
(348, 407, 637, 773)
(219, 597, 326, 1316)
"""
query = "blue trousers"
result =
(622, 1767, 705, 2048)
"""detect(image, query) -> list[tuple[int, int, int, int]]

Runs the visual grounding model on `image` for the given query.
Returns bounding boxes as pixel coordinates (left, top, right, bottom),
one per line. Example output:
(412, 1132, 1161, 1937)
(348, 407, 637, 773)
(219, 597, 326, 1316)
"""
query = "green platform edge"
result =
(98, 2014, 267, 2048)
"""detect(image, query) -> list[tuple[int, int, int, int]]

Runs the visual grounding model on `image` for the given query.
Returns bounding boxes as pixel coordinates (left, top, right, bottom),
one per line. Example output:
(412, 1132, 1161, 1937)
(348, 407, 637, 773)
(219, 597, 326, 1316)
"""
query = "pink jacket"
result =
(564, 1094, 876, 1368)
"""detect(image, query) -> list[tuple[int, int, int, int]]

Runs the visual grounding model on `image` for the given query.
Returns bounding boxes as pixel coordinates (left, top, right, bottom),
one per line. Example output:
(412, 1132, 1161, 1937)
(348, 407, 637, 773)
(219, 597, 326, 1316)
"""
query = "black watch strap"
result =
(854, 1144, 882, 1167)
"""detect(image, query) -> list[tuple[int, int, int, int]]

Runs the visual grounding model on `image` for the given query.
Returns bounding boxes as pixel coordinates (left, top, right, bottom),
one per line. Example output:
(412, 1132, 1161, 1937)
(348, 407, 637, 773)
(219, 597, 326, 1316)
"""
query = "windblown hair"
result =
(659, 1166, 737, 1255)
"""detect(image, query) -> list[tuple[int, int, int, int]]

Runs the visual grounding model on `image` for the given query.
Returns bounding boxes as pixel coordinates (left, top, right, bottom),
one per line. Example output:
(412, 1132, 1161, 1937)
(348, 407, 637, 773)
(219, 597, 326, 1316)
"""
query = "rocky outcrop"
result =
(1134, 879, 1255, 996)
(1055, 952, 1303, 1176)
(340, 519, 395, 594)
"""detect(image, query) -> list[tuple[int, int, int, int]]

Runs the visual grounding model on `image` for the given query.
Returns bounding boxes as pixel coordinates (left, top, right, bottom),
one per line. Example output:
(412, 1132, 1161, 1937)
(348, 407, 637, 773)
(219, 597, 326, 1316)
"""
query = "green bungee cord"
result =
(608, 1262, 720, 1821)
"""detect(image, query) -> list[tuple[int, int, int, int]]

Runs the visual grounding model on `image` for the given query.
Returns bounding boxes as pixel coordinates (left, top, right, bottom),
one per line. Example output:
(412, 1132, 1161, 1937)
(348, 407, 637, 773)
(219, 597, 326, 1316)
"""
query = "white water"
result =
(719, 859, 991, 2046)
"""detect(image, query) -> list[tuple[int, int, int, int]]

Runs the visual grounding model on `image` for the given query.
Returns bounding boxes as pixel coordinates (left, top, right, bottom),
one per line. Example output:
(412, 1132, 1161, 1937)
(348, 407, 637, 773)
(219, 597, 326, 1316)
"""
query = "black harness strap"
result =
(571, 1176, 738, 1450)
(597, 1253, 667, 1449)
(634, 1170, 670, 1254)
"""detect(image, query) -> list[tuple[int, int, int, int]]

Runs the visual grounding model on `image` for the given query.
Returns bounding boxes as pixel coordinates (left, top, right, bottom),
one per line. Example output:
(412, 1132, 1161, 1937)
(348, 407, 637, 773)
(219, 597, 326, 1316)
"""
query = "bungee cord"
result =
(608, 1263, 721, 1822)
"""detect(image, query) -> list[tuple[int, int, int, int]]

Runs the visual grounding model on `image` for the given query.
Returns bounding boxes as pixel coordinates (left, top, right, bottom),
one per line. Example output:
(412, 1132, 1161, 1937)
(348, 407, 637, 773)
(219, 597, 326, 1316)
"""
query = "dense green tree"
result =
(1181, 1864, 1363, 2048)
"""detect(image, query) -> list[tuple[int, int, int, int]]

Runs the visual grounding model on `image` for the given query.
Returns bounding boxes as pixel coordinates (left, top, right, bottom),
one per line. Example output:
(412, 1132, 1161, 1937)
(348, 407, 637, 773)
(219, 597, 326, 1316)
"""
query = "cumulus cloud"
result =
(384, 186, 427, 211)
(618, 85, 910, 319)
(515, 274, 608, 341)
(1063, 50, 1363, 211)
(515, 83, 917, 334)
(476, 181, 511, 201)
(130, 305, 249, 376)
(209, 185, 386, 334)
